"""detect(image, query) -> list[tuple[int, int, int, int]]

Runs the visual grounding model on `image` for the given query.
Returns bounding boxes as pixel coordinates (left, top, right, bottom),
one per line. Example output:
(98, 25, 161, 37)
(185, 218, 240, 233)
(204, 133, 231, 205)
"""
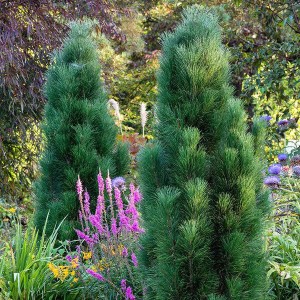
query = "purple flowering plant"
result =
(264, 154, 300, 296)
(292, 166, 300, 176)
(264, 176, 280, 188)
(69, 172, 143, 299)
(260, 115, 272, 123)
(277, 118, 298, 134)
(258, 113, 299, 161)
(264, 153, 299, 189)
(278, 153, 288, 162)
(264, 153, 300, 204)
(268, 164, 281, 175)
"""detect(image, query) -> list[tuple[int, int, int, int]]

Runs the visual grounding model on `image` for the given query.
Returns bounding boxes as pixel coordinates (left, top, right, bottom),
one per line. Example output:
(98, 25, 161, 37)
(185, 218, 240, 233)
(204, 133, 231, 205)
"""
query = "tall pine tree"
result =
(138, 7, 269, 299)
(34, 22, 129, 240)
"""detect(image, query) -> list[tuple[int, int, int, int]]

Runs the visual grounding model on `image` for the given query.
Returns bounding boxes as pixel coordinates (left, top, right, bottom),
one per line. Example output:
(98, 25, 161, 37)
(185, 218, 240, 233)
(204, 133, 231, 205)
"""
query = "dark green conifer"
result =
(34, 22, 129, 240)
(138, 7, 269, 299)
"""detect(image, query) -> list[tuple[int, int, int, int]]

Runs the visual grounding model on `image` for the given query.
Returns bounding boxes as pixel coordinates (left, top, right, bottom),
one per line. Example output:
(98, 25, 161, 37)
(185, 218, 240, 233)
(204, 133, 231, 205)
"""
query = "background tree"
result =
(138, 7, 269, 299)
(34, 21, 129, 240)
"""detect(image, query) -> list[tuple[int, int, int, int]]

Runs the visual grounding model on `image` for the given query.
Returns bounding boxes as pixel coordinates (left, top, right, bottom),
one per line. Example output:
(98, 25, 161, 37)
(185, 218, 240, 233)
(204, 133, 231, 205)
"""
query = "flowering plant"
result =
(264, 153, 300, 298)
(1, 217, 80, 300)
(66, 172, 143, 299)
(259, 114, 300, 161)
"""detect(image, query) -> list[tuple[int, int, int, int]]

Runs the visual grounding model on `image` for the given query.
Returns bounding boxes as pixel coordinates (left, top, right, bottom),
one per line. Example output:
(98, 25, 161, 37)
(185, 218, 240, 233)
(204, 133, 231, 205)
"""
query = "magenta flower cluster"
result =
(74, 172, 142, 299)
(121, 279, 135, 300)
(75, 172, 143, 246)
(86, 269, 105, 282)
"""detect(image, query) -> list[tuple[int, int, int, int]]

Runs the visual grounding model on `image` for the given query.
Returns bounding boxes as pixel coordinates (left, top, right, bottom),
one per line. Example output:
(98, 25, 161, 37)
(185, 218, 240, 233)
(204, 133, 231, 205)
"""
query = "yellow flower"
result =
(48, 263, 71, 281)
(107, 245, 117, 256)
(98, 265, 105, 272)
(118, 244, 124, 255)
(71, 257, 79, 269)
(8, 208, 16, 213)
(48, 263, 59, 278)
(82, 251, 92, 260)
(70, 270, 75, 276)
(97, 258, 111, 271)
(60, 266, 69, 280)
(73, 277, 79, 283)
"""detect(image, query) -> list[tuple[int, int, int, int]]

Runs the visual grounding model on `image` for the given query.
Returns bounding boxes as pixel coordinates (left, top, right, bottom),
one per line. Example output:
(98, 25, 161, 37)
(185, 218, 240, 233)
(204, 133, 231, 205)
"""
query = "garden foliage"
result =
(138, 7, 269, 299)
(34, 22, 129, 240)
(0, 217, 79, 299)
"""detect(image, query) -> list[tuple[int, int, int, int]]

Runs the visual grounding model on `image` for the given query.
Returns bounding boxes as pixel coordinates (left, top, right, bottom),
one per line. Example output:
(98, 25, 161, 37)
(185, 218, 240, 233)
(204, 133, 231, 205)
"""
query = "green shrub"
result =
(34, 21, 130, 241)
(138, 6, 269, 299)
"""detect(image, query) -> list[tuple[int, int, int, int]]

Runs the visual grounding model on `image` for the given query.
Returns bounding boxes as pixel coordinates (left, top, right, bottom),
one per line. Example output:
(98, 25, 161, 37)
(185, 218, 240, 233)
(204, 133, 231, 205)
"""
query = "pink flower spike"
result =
(92, 233, 99, 243)
(125, 286, 136, 300)
(76, 176, 83, 195)
(131, 220, 144, 233)
(89, 215, 104, 235)
(106, 173, 112, 194)
(111, 218, 118, 236)
(119, 213, 131, 232)
(126, 202, 139, 219)
(122, 246, 128, 258)
(97, 172, 105, 194)
(95, 202, 101, 217)
(129, 182, 135, 193)
(75, 229, 95, 245)
(131, 252, 138, 267)
(121, 279, 127, 292)
(133, 188, 142, 204)
(84, 190, 90, 216)
(114, 187, 124, 211)
(96, 195, 105, 216)
(86, 269, 105, 281)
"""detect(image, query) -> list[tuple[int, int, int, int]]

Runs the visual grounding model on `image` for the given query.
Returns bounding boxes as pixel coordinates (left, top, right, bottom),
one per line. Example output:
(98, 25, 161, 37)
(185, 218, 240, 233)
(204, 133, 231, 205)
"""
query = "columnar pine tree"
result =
(34, 22, 129, 240)
(138, 7, 269, 300)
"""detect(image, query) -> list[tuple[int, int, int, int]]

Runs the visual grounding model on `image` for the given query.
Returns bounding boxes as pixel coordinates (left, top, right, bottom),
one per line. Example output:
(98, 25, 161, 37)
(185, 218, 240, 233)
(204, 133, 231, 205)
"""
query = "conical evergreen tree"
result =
(34, 22, 129, 240)
(138, 7, 269, 300)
